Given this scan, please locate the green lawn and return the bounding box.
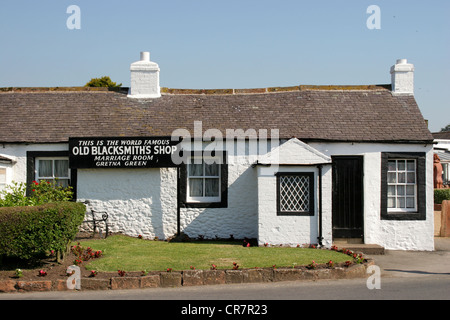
[76,235,352,272]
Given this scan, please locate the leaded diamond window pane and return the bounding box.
[279,175,310,213]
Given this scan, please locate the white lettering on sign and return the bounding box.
[154,145,178,155]
[69,137,178,168]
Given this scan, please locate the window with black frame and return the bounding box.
[276,172,315,216]
[381,152,426,220]
[179,151,228,208]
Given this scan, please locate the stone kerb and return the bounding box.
[0,259,374,293]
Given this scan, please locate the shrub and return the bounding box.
[0,182,34,207]
[30,180,73,204]
[0,202,85,260]
[0,180,73,207]
[85,76,122,88]
[434,189,450,204]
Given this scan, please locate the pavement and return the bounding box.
[367,237,450,278]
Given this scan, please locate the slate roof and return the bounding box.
[433,132,450,140]
[0,85,433,144]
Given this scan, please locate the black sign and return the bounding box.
[69,137,180,169]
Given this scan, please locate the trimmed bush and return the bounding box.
[434,189,450,204]
[0,202,85,260]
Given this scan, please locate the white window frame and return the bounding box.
[387,159,417,212]
[35,157,70,187]
[186,155,221,203]
[443,163,450,186]
[0,167,6,191]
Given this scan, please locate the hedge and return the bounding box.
[0,202,85,260]
[434,189,450,204]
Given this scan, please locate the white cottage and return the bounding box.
[0,54,435,251]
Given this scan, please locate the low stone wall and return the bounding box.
[0,259,374,293]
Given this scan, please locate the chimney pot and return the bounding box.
[140,51,150,62]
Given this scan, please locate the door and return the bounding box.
[332,156,364,239]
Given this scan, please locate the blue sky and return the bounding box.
[0,0,448,132]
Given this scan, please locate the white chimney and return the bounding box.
[390,59,414,95]
[128,51,161,99]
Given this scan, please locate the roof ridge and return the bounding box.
[0,87,127,93]
[161,84,391,95]
[0,84,392,95]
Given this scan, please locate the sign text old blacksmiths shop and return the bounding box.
[69,137,179,169]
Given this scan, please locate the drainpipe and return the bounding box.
[177,166,181,236]
[317,165,323,246]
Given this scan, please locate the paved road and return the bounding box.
[1,238,449,302]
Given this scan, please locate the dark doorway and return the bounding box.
[332,156,364,239]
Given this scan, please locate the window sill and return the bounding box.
[382,211,425,221]
[277,211,315,216]
[181,201,227,209]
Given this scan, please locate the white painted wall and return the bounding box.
[310,141,434,251]
[256,139,333,247]
[77,168,177,239]
[0,140,435,250]
[257,165,332,248]
[180,156,258,240]
[0,143,68,183]
[435,139,450,152]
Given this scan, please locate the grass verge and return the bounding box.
[77,235,352,272]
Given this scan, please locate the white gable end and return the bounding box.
[258,138,331,165]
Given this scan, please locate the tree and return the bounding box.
[441,124,450,132]
[85,76,122,88]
